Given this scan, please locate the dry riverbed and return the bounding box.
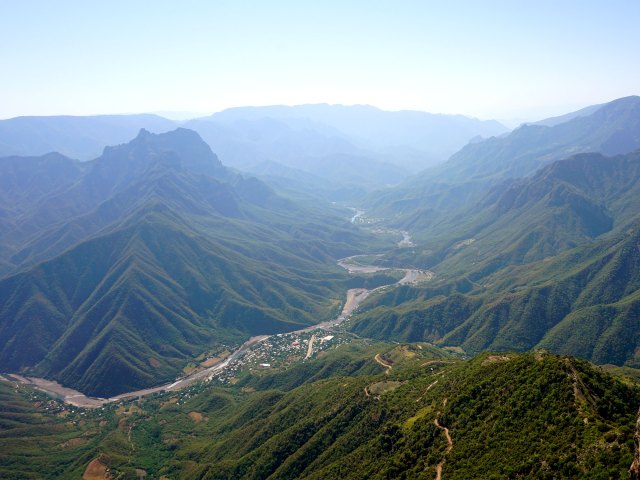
[6,253,432,408]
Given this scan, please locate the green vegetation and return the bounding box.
[370,95,640,217]
[2,97,640,478]
[351,149,640,369]
[1,348,638,479]
[352,220,640,364]
[0,129,388,397]
[0,380,116,479]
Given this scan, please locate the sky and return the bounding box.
[1,0,639,124]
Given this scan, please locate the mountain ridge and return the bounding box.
[0,128,376,396]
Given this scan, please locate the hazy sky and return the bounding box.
[1,0,639,123]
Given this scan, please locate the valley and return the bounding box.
[5,252,433,408]
[1,95,640,479]
[3,4,640,477]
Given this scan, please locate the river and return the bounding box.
[5,255,432,408]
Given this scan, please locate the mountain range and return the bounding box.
[3,95,640,478]
[0,105,508,203]
[0,128,378,396]
[370,95,640,216]
[351,149,640,368]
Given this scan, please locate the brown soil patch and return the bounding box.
[201,356,223,368]
[116,405,141,416]
[241,387,256,393]
[82,458,111,480]
[188,411,204,423]
[160,397,178,409]
[481,355,512,365]
[117,417,128,432]
[442,346,465,354]
[368,380,403,395]
[60,437,87,449]
[182,363,199,375]
[148,358,161,368]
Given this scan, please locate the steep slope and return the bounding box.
[1,209,348,397]
[530,102,604,127]
[350,218,640,367]
[0,127,248,275]
[0,129,375,396]
[0,106,507,204]
[399,150,640,279]
[442,95,640,181]
[373,95,640,215]
[183,104,507,195]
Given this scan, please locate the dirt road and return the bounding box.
[374,353,393,374]
[434,406,453,480]
[434,417,453,452]
[8,254,432,408]
[305,334,316,360]
[7,335,269,408]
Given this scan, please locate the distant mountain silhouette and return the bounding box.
[0,114,176,159]
[371,95,640,215]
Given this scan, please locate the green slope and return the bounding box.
[2,349,637,479]
[369,95,640,221]
[0,129,383,396]
[350,215,640,367]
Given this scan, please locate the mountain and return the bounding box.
[187,104,508,174]
[529,102,605,127]
[0,106,508,203]
[442,95,640,181]
[1,348,638,479]
[0,129,377,396]
[393,150,640,278]
[346,133,640,367]
[372,95,640,215]
[350,209,640,367]
[0,114,177,160]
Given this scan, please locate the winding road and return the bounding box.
[374,353,393,374]
[434,401,453,480]
[7,251,432,408]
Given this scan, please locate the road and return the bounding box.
[374,353,393,374]
[434,404,453,480]
[305,334,316,360]
[6,335,269,408]
[7,253,433,408]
